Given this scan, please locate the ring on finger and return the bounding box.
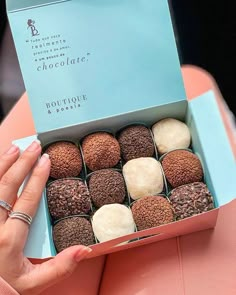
[0,200,12,212]
[9,211,33,225]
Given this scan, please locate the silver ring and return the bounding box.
[0,200,12,212]
[9,211,32,225]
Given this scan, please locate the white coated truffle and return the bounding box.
[92,204,135,243]
[123,157,164,200]
[152,118,191,154]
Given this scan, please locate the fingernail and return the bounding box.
[75,247,92,262]
[5,144,19,155]
[27,140,41,152]
[38,154,50,167]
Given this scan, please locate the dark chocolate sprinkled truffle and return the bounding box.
[169,182,214,220]
[131,196,174,231]
[89,169,125,208]
[118,125,154,161]
[45,142,82,179]
[82,132,120,171]
[162,150,203,188]
[47,179,91,220]
[53,217,94,252]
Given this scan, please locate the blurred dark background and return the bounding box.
[0,1,236,122]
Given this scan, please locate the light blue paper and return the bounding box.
[13,135,56,258]
[7,0,186,134]
[188,91,236,207]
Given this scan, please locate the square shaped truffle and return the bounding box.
[123,157,164,200]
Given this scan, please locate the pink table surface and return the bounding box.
[0,65,235,295]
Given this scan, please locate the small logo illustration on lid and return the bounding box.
[27,19,39,37]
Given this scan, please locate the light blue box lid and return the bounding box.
[7,0,186,134]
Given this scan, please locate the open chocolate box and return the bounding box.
[7,0,236,259]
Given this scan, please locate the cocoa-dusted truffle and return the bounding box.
[47,179,91,220]
[162,150,203,188]
[169,182,214,220]
[92,204,135,243]
[53,217,94,252]
[82,132,120,171]
[88,169,125,208]
[123,157,164,200]
[45,141,82,179]
[118,125,154,161]
[132,196,174,230]
[152,118,191,154]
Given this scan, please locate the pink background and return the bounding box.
[0,66,235,294]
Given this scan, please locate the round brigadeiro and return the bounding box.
[152,118,191,154]
[47,178,91,220]
[92,204,135,243]
[53,216,94,252]
[88,169,126,208]
[118,125,155,161]
[169,182,214,220]
[82,132,121,171]
[45,141,83,179]
[131,196,174,231]
[161,149,203,188]
[123,157,164,200]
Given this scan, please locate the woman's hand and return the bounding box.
[0,141,91,295]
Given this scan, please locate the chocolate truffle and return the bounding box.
[82,132,121,171]
[53,217,94,252]
[162,150,203,188]
[89,169,125,208]
[92,204,135,243]
[152,118,191,154]
[169,182,214,220]
[132,196,174,230]
[45,141,82,179]
[123,157,164,200]
[47,179,91,220]
[118,125,154,161]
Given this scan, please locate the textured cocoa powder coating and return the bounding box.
[89,169,125,208]
[162,150,203,188]
[132,196,174,230]
[53,217,94,252]
[47,179,91,220]
[45,142,82,179]
[169,182,214,220]
[118,125,154,161]
[82,132,121,171]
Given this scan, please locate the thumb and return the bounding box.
[30,245,92,293]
